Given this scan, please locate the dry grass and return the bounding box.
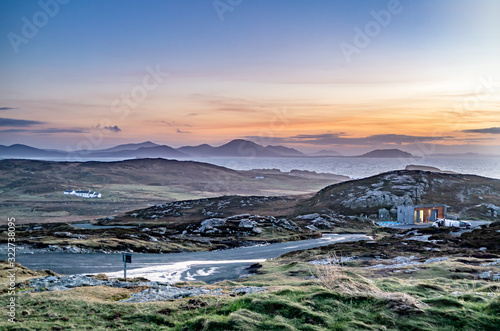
[312,252,426,314]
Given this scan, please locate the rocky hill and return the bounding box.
[303,170,500,220]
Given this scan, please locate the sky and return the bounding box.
[0,0,499,155]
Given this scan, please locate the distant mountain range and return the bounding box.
[0,140,464,160]
[0,139,304,159]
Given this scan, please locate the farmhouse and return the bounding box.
[397,204,447,224]
[64,190,101,198]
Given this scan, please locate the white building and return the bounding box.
[64,190,101,198]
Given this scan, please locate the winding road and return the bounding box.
[5,234,370,283]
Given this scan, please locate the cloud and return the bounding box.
[35,128,88,134]
[462,127,500,134]
[162,120,176,126]
[0,107,17,111]
[176,129,191,134]
[246,133,452,146]
[0,127,88,134]
[103,125,121,133]
[95,124,122,133]
[0,118,45,127]
[0,129,29,133]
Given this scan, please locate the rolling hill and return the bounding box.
[0,158,348,223]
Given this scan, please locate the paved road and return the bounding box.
[382,220,490,230]
[4,234,370,283]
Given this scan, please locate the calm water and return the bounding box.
[186,157,500,179]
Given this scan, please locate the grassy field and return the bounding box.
[1,254,498,330]
[0,159,347,224]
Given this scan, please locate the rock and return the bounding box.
[309,256,357,265]
[296,213,320,220]
[368,256,420,269]
[272,218,301,231]
[477,271,492,279]
[424,257,449,264]
[312,217,333,229]
[252,227,263,234]
[231,287,266,295]
[198,218,226,233]
[305,225,318,231]
[152,228,167,235]
[481,259,500,266]
[93,274,108,280]
[53,232,87,240]
[227,214,251,220]
[239,219,258,228]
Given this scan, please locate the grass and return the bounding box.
[1,257,499,330]
[0,159,345,224]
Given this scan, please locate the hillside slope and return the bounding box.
[0,159,347,223]
[302,170,500,220]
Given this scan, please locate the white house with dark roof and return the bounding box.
[64,190,101,198]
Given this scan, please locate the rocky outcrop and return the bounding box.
[188,214,302,236]
[25,274,267,302]
[308,170,500,220]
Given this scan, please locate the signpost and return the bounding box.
[122,253,132,279]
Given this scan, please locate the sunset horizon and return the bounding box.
[1,0,499,155]
[1,2,500,329]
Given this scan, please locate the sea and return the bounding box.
[11,156,500,179]
[185,157,500,180]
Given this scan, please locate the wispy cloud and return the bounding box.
[104,125,122,133]
[95,124,122,133]
[0,107,17,111]
[0,127,88,134]
[246,133,452,146]
[462,127,500,134]
[176,129,191,134]
[35,128,88,134]
[0,118,45,127]
[0,129,29,133]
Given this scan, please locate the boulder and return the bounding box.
[239,219,258,228]
[252,227,263,234]
[296,213,321,220]
[305,225,318,231]
[198,218,226,233]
